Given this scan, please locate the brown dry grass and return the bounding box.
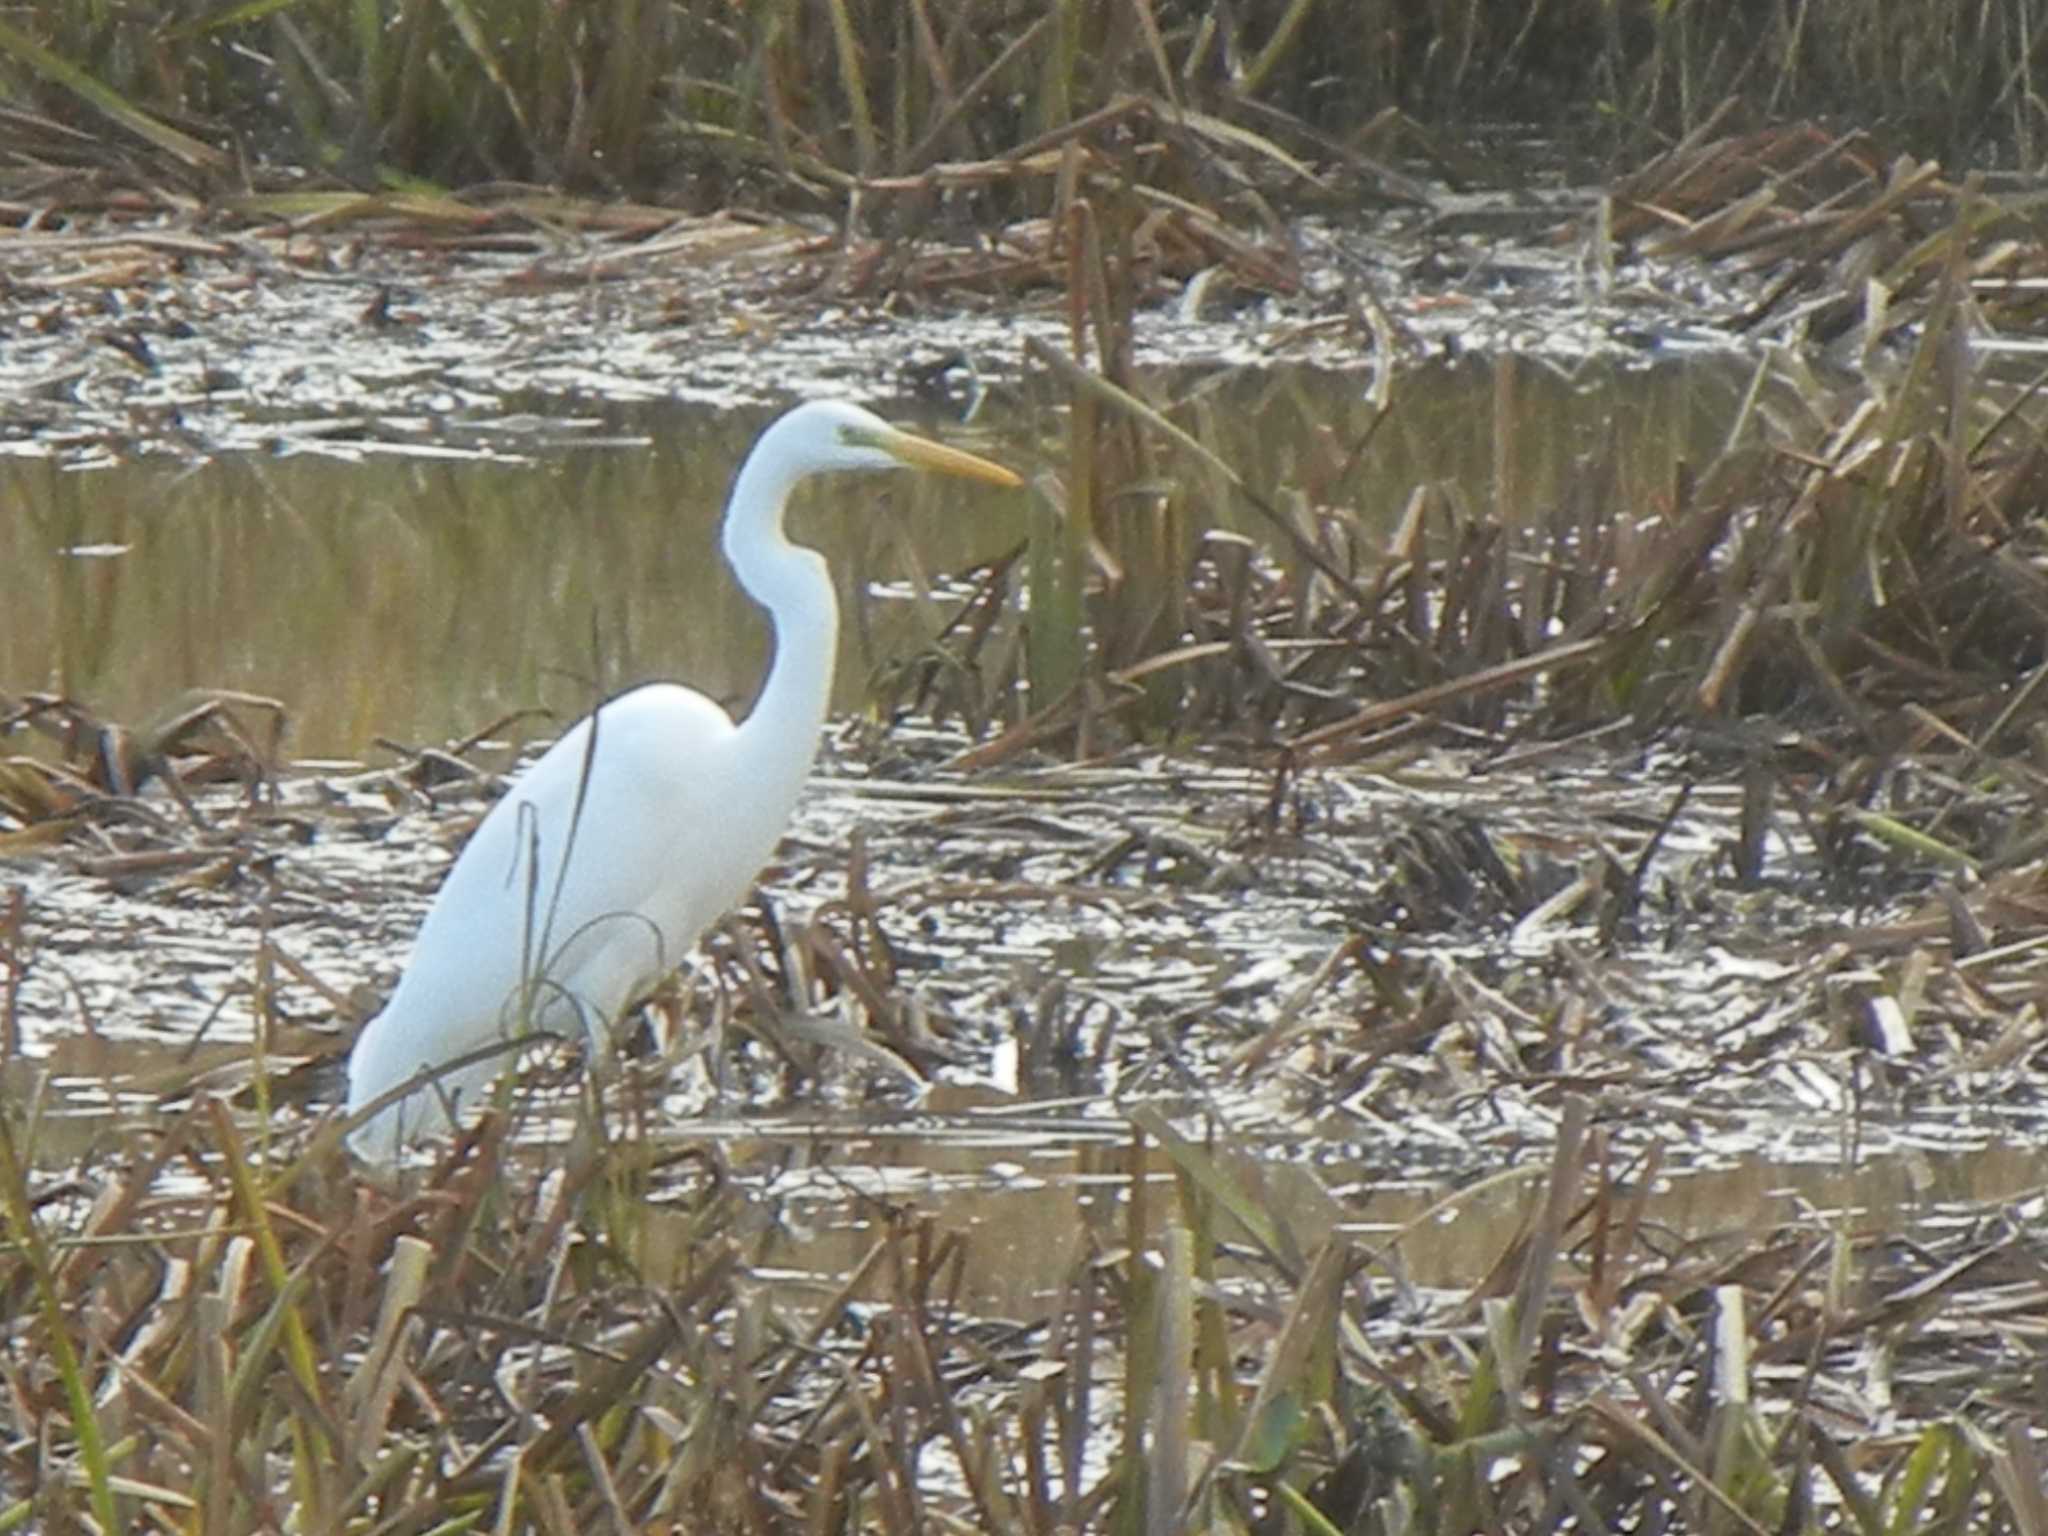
[7,85,2048,1536]
[0,0,2037,219]
[4,1079,2047,1530]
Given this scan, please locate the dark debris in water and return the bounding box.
[7,713,2048,1529]
[3,120,2042,463]
[5,708,2046,1175]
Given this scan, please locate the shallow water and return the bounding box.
[20,1036,2035,1318]
[1,355,1778,759]
[607,1110,2048,1314]
[0,407,1022,760]
[13,342,2037,1311]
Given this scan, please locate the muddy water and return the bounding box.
[15,1027,2042,1316]
[632,1117,2048,1314]
[0,408,1025,760]
[15,346,1972,1312]
[0,355,1776,759]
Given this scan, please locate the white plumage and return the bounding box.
[345,400,1020,1160]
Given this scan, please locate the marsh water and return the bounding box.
[686,1116,2048,1314]
[4,354,1790,757]
[6,346,2043,1316]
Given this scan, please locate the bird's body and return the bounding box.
[345,401,1019,1160]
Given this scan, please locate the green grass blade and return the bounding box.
[1128,1105,1301,1276]
[0,1119,120,1532]
[435,0,534,139]
[1272,1480,1347,1536]
[0,18,225,170]
[1238,0,1321,97]
[824,0,879,174]
[176,0,320,33]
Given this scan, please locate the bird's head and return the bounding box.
[765,399,1022,487]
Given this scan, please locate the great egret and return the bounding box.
[345,400,1021,1160]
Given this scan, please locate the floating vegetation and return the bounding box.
[8,636,2048,1521]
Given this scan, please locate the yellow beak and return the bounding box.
[879,428,1023,488]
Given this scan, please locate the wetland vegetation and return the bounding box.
[4,2,2048,1532]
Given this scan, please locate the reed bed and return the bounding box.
[3,1072,2046,1529]
[0,0,2037,221]
[875,129,2048,794]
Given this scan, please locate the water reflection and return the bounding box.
[1,409,1028,761]
[0,357,1786,759]
[633,1118,2048,1316]
[19,1039,2041,1315]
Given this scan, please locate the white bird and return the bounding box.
[345,400,1021,1160]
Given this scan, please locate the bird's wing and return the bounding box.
[382,683,740,1045]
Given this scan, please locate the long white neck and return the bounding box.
[721,449,839,804]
